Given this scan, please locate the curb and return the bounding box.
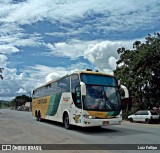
[122,120,160,127]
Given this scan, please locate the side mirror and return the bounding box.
[120,85,129,98]
[118,80,121,86]
[80,82,86,96]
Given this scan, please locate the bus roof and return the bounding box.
[75,70,113,76]
[34,70,114,91]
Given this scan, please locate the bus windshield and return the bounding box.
[81,74,121,111]
[83,85,121,111]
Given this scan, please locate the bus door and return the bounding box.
[70,85,83,124]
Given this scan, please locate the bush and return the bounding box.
[122,103,141,120]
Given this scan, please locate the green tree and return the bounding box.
[11,94,32,109]
[114,33,160,105]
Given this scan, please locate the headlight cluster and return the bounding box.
[83,115,96,119]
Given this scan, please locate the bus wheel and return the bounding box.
[38,111,42,122]
[63,113,71,129]
[35,111,38,121]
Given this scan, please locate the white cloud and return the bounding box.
[108,56,117,69]
[44,38,144,73]
[0,45,19,54]
[0,0,96,24]
[45,72,60,83]
[25,65,69,84]
[0,0,159,57]
[45,40,92,59]
[0,69,27,99]
[84,41,123,71]
[84,39,143,72]
[0,23,23,35]
[0,27,42,55]
[0,31,41,47]
[0,65,42,100]
[16,88,27,94]
[0,55,37,100]
[0,0,159,30]
[0,54,8,67]
[25,62,92,85]
[45,39,134,72]
[0,0,49,25]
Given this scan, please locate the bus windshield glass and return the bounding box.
[81,74,121,111]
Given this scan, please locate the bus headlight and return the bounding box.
[83,115,96,119]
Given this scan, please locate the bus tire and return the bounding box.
[63,113,71,129]
[38,111,43,122]
[35,110,38,121]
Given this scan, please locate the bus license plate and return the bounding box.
[103,121,109,125]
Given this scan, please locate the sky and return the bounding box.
[0,0,160,100]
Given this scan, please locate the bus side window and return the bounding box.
[71,74,79,93]
[58,76,70,93]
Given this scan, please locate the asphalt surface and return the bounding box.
[0,109,160,153]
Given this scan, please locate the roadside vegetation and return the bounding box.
[114,33,160,119]
[10,95,32,109]
[0,95,31,110]
[0,101,11,109]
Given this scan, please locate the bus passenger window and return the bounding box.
[71,74,80,93]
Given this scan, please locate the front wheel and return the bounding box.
[129,118,133,122]
[145,118,150,124]
[63,113,71,129]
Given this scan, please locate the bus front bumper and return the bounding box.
[82,117,122,127]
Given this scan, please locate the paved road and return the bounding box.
[0,109,160,153]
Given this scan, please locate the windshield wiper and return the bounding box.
[105,98,115,110]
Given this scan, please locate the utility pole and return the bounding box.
[0,68,4,80]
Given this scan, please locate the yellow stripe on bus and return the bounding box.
[87,111,115,119]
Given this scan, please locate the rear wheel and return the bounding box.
[37,111,43,122]
[35,111,39,121]
[63,113,71,129]
[129,118,133,122]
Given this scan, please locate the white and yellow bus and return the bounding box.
[32,70,128,129]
